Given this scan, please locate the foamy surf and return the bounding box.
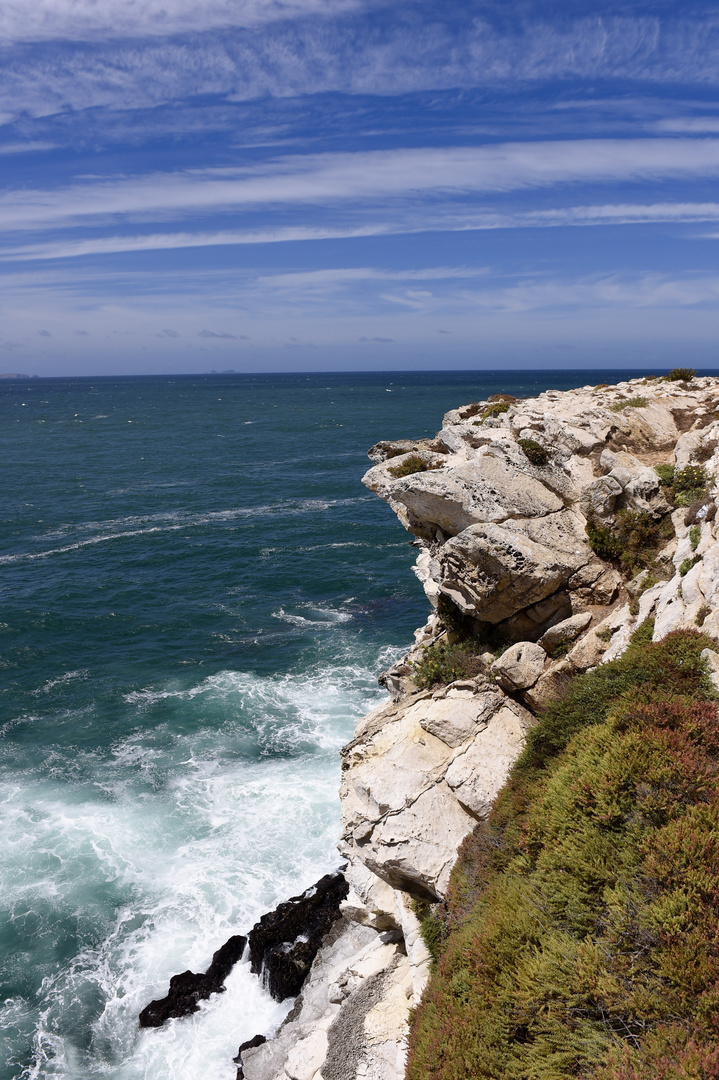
[2,661,390,1080]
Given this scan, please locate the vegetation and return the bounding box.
[411,899,446,971]
[545,636,571,659]
[608,395,648,412]
[690,524,701,551]
[673,465,711,507]
[679,554,702,577]
[387,453,440,478]
[480,401,511,423]
[655,463,675,487]
[411,639,485,688]
[407,627,719,1080]
[517,438,548,466]
[665,367,696,382]
[585,510,673,576]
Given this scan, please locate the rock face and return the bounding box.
[247,872,349,1001]
[242,374,719,1080]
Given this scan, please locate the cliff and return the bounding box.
[241,372,719,1080]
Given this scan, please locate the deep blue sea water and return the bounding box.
[0,370,646,1080]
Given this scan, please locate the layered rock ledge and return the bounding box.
[242,374,719,1080]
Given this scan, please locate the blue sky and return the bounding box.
[1,0,719,374]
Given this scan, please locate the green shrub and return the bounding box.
[407,629,719,1080]
[586,510,673,576]
[672,464,710,507]
[665,367,696,381]
[388,453,439,478]
[608,395,648,412]
[655,463,675,487]
[696,604,711,627]
[679,554,701,576]
[517,438,548,465]
[411,899,446,971]
[412,639,484,688]
[585,519,621,561]
[480,401,511,422]
[689,524,701,551]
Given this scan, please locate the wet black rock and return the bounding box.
[248,870,348,1001]
[138,934,247,1027]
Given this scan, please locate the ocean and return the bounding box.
[0,370,641,1080]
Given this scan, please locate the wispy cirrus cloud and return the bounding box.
[5,200,719,264]
[0,0,368,42]
[3,140,719,240]
[2,11,719,124]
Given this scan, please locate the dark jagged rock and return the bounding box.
[248,871,348,1001]
[138,934,247,1028]
[234,1034,267,1078]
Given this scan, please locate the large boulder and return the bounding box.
[363,453,563,540]
[438,510,590,623]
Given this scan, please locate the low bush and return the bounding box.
[586,510,673,576]
[673,464,711,507]
[665,367,696,381]
[655,463,675,487]
[608,395,648,412]
[517,438,548,465]
[411,639,485,688]
[679,554,702,576]
[689,524,701,551]
[480,401,511,422]
[387,453,440,478]
[407,628,719,1080]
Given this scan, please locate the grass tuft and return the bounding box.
[517,438,548,465]
[387,453,441,478]
[608,395,648,412]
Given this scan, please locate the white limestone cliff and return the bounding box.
[241,374,719,1080]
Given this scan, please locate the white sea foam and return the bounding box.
[4,659,389,1080]
[0,498,371,564]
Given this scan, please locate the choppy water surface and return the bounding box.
[1,370,626,1079]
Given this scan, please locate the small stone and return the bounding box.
[538,612,592,651]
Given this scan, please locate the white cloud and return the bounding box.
[5,199,719,263]
[3,140,719,236]
[0,141,57,154]
[2,13,719,125]
[0,0,366,42]
[654,118,719,133]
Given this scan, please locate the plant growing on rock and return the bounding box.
[387,454,441,478]
[411,640,484,688]
[665,367,696,381]
[407,627,719,1080]
[517,438,548,465]
[586,510,673,576]
[689,524,701,551]
[679,554,702,576]
[672,464,711,507]
[479,401,511,423]
[608,395,648,412]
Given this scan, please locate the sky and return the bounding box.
[1,0,719,375]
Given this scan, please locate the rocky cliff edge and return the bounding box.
[242,373,719,1080]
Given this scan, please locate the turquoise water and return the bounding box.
[1,370,631,1079]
